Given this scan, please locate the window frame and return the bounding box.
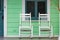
[22,0,50,21]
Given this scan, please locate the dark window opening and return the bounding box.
[25,1,35,17]
[0,0,4,36]
[25,0,47,20]
[38,1,47,14]
[37,1,47,17]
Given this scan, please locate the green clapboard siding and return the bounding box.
[31,0,59,36]
[7,0,59,36]
[50,0,59,35]
[7,0,22,35]
[32,21,39,35]
[7,23,19,28]
[7,28,19,35]
[59,12,60,35]
[50,0,58,9]
[21,21,30,26]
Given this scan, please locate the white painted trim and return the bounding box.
[4,0,7,37]
[22,0,25,21]
[59,36,60,40]
[59,12,60,40]
[51,25,53,37]
[31,26,33,37]
[39,13,40,37]
[22,0,25,13]
[6,35,19,37]
[47,0,50,21]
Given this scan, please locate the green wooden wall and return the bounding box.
[7,0,59,36]
[31,0,59,36]
[59,11,60,35]
[59,0,60,35]
[7,0,22,35]
[50,0,59,35]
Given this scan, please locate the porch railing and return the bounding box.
[19,13,32,37]
[19,13,53,37]
[39,13,53,37]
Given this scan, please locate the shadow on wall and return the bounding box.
[0,0,4,36]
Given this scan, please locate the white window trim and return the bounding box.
[22,0,50,21]
[47,0,50,21]
[22,0,25,21]
[4,0,7,37]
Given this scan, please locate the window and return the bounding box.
[25,0,47,20]
[22,0,50,21]
[38,1,47,14]
[25,1,35,17]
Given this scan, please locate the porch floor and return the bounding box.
[0,37,58,40]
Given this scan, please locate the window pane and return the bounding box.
[25,1,35,17]
[38,1,47,14]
